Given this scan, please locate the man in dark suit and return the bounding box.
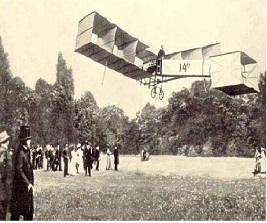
[58,144,63,171]
[157,44,165,59]
[35,146,42,170]
[94,146,100,171]
[63,144,69,177]
[45,146,51,171]
[50,144,56,171]
[156,44,166,74]
[95,146,100,171]
[54,145,61,171]
[82,142,92,176]
[10,125,34,220]
[114,146,119,171]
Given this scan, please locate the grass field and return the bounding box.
[31,155,265,220]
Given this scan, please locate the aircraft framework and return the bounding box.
[75,11,259,100]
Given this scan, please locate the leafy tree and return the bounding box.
[102,105,130,153]
[123,119,141,154]
[75,91,99,144]
[136,103,159,154]
[0,36,12,131]
[56,52,74,101]
[51,52,75,145]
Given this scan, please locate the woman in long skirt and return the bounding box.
[106,148,111,170]
[74,144,83,174]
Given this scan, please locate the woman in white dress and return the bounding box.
[106,147,112,170]
[254,147,266,174]
[73,144,83,174]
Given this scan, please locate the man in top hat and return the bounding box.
[63,143,69,177]
[0,130,13,220]
[81,142,92,176]
[114,146,119,171]
[10,125,34,220]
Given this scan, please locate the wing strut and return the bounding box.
[101,59,108,84]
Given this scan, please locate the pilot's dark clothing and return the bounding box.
[157,49,165,59]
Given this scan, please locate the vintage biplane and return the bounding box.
[75,11,259,99]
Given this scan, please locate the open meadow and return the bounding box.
[31,155,266,220]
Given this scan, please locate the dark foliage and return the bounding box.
[0,36,265,156]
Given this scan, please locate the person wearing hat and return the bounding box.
[10,126,34,220]
[63,143,69,177]
[106,144,112,170]
[73,143,83,174]
[81,142,92,177]
[0,130,13,220]
[114,146,119,171]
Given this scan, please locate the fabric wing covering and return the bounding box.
[164,43,221,60]
[75,11,156,80]
[75,12,259,96]
[161,43,222,76]
[209,51,259,95]
[75,12,221,80]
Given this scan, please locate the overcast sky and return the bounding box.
[0,0,266,119]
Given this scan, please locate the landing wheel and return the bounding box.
[159,89,164,100]
[151,87,156,98]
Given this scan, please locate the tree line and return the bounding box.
[0,36,265,156]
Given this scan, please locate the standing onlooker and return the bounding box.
[114,146,119,171]
[0,131,13,220]
[261,147,266,173]
[50,145,56,171]
[143,149,147,161]
[63,144,69,178]
[44,145,51,171]
[73,144,83,174]
[35,146,42,170]
[39,145,44,169]
[68,145,73,164]
[92,146,96,168]
[10,125,34,220]
[254,146,266,175]
[106,145,111,170]
[54,145,61,171]
[82,142,92,176]
[95,146,100,171]
[58,145,63,171]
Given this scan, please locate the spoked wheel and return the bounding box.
[159,89,164,100]
[151,87,156,98]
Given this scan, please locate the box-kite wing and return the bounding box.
[75,11,156,80]
[210,51,259,95]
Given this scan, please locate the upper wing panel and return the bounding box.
[164,43,221,60]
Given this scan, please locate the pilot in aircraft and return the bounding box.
[155,44,166,73]
[157,44,165,59]
[147,45,166,74]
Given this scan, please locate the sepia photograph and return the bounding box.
[0,0,266,221]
